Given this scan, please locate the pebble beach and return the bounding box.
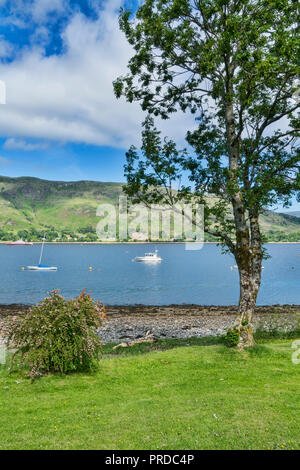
[0,304,299,345]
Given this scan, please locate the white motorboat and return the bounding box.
[135,249,162,262]
[27,236,57,271]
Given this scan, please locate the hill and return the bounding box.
[279,211,300,218]
[0,176,123,241]
[0,175,300,242]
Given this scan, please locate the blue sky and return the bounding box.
[0,0,192,182]
[0,0,298,211]
[0,0,146,182]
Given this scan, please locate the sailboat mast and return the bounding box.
[38,236,45,265]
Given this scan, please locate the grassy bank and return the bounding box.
[0,338,299,450]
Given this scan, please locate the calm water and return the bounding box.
[0,243,299,305]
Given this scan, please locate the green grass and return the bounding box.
[0,338,299,450]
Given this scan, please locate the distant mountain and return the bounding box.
[0,175,299,242]
[279,211,300,218]
[0,176,123,241]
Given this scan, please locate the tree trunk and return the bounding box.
[236,268,256,349]
[223,79,262,349]
[235,213,263,349]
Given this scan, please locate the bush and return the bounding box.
[224,328,240,347]
[4,290,106,380]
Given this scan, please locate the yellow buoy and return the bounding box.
[89,267,93,271]
[230,266,233,271]
[21,267,25,271]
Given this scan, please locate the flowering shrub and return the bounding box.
[5,290,106,380]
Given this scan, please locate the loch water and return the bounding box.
[0,243,299,305]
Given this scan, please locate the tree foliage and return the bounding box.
[114,0,300,346]
[114,0,299,241]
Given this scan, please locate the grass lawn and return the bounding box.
[0,338,299,450]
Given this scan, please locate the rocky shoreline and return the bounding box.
[0,304,299,344]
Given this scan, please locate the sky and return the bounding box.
[0,0,194,181]
[0,0,298,212]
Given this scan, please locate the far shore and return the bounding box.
[0,241,300,245]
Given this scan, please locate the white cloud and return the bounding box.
[3,138,49,151]
[0,1,195,150]
[0,0,69,26]
[30,0,67,23]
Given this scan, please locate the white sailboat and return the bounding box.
[27,237,57,271]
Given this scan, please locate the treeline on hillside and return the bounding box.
[0,227,299,242]
[0,227,98,242]
[264,231,300,242]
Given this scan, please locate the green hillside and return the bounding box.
[0,176,123,242]
[0,175,299,242]
[280,211,300,218]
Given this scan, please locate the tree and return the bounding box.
[114,0,300,348]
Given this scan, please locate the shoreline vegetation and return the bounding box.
[1,304,300,310]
